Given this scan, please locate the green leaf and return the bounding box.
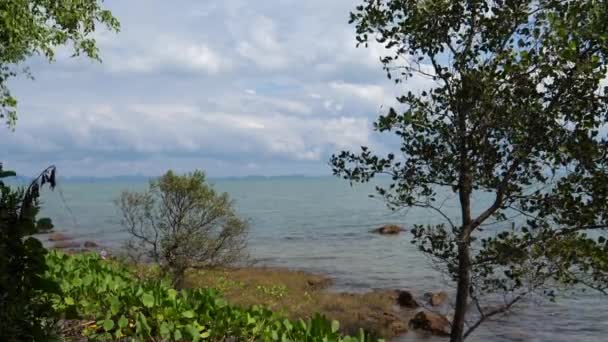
[160,322,171,340]
[182,310,195,318]
[136,312,151,336]
[64,296,75,305]
[283,319,293,331]
[185,324,201,342]
[110,296,121,315]
[174,328,183,341]
[141,293,154,308]
[103,319,115,331]
[117,316,128,329]
[168,288,177,300]
[331,320,340,333]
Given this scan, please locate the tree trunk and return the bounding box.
[452,156,472,342]
[450,238,471,342]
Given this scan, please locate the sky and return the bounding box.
[1,0,433,177]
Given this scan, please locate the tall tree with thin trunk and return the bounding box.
[332,1,608,341]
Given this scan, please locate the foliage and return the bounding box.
[0,0,120,127]
[0,164,60,341]
[333,1,608,341]
[36,217,54,231]
[45,251,378,342]
[117,170,249,288]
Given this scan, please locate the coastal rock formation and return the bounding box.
[83,241,99,248]
[409,310,450,336]
[371,224,405,235]
[396,290,419,308]
[48,233,72,241]
[51,241,81,249]
[424,291,448,306]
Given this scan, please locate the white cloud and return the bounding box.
[237,16,289,70]
[329,81,390,106]
[107,36,229,74]
[5,0,405,176]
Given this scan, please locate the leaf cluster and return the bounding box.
[0,0,120,127]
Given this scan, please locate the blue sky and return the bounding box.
[2,0,432,177]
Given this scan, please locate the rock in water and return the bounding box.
[396,290,419,308]
[409,310,451,336]
[372,224,404,235]
[83,241,99,248]
[424,291,449,306]
[48,233,72,241]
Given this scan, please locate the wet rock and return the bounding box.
[371,225,405,235]
[396,290,419,308]
[424,291,448,306]
[52,241,81,249]
[48,233,72,241]
[409,310,450,336]
[389,320,408,334]
[83,241,99,248]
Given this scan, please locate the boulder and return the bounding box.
[388,320,408,335]
[372,225,405,235]
[51,241,81,249]
[48,233,72,241]
[424,291,449,306]
[409,310,450,336]
[396,290,419,308]
[83,241,99,248]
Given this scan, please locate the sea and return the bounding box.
[32,176,607,342]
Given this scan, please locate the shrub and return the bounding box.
[117,170,248,287]
[0,164,60,341]
[45,251,377,342]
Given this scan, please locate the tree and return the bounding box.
[117,170,249,288]
[0,0,120,127]
[0,164,60,341]
[332,1,608,341]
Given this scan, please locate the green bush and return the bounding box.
[0,165,60,341]
[117,170,249,288]
[45,251,380,342]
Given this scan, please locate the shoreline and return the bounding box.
[183,266,417,339]
[41,231,450,339]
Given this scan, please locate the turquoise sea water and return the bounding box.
[37,176,607,341]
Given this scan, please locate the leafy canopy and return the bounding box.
[333,0,608,340]
[0,0,120,127]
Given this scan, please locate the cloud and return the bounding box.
[4,0,411,177]
[237,16,289,70]
[329,81,389,106]
[106,36,229,74]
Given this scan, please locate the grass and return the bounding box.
[179,267,416,339]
